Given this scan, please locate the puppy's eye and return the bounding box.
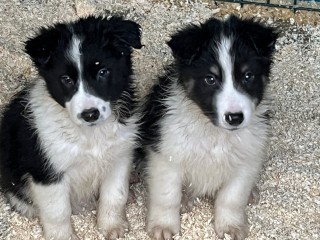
[60,75,74,87]
[97,68,110,81]
[204,75,218,86]
[243,72,255,83]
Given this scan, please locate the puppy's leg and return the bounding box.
[214,167,259,240]
[97,158,131,240]
[31,181,78,240]
[147,152,182,240]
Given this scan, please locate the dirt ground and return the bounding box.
[0,0,319,239]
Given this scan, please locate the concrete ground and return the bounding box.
[0,0,319,239]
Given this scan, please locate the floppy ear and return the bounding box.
[167,24,206,62]
[25,27,62,67]
[167,18,220,63]
[232,16,279,57]
[107,17,142,50]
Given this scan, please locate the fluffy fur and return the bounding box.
[136,15,279,240]
[0,16,142,240]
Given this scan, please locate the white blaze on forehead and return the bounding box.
[217,36,234,86]
[215,36,254,128]
[217,37,236,107]
[67,37,82,80]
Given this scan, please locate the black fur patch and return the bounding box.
[0,90,63,199]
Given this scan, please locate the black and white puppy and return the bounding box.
[137,15,278,240]
[0,16,141,240]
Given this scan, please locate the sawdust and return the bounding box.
[0,0,319,240]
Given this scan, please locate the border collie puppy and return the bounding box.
[0,16,141,240]
[137,15,278,240]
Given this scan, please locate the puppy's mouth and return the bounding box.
[219,122,246,131]
[220,126,241,131]
[229,127,240,131]
[81,119,106,127]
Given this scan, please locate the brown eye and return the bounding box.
[204,75,218,86]
[97,68,110,81]
[243,72,255,83]
[60,75,74,87]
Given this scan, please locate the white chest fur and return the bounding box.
[158,85,269,196]
[28,80,138,209]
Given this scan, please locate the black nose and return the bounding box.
[80,108,100,123]
[224,112,244,126]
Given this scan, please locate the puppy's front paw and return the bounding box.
[214,220,248,240]
[98,218,129,240]
[105,225,129,240]
[146,209,180,240]
[45,232,79,240]
[148,226,176,240]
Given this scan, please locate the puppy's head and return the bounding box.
[168,15,279,130]
[25,16,142,126]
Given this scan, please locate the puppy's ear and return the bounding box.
[167,24,206,62]
[167,18,220,63]
[231,15,279,57]
[25,26,62,67]
[107,17,142,50]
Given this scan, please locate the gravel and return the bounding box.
[0,0,319,239]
